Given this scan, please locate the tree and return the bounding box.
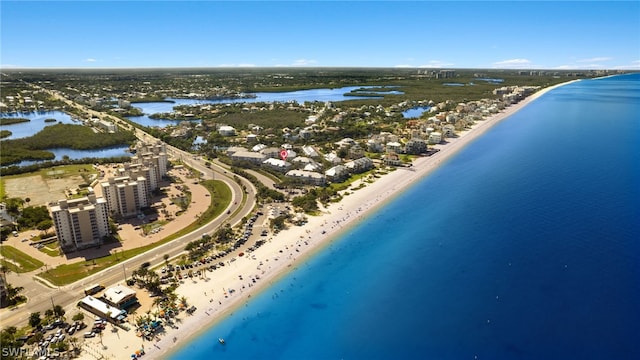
[72,312,84,322]
[163,254,170,266]
[29,312,41,328]
[53,304,65,318]
[24,197,30,206]
[37,219,53,235]
[4,198,23,217]
[1,283,25,307]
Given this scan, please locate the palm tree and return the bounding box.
[179,296,188,308]
[152,297,164,312]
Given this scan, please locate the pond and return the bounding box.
[402,106,431,119]
[0,110,79,140]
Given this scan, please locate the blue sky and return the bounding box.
[1,1,639,69]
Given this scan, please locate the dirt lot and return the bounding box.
[3,173,86,206]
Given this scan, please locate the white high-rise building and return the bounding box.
[50,194,109,252]
[101,176,149,218]
[132,140,168,185]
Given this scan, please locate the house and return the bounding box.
[251,144,267,153]
[428,132,442,144]
[285,170,327,186]
[324,152,342,165]
[102,285,138,309]
[260,147,281,159]
[348,144,365,159]
[218,125,236,136]
[226,146,248,156]
[325,165,349,183]
[442,124,456,138]
[345,157,374,174]
[302,145,320,158]
[386,141,403,154]
[97,119,117,133]
[334,138,356,149]
[262,158,292,173]
[367,139,384,153]
[382,153,402,166]
[405,139,428,155]
[230,151,267,165]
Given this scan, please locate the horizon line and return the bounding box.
[2,66,637,72]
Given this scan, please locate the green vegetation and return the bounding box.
[16,205,52,231]
[0,118,30,125]
[1,123,137,166]
[0,155,129,177]
[0,245,45,273]
[0,280,26,308]
[0,130,12,139]
[231,167,285,202]
[39,244,61,257]
[39,179,232,285]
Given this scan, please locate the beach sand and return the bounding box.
[93,81,576,360]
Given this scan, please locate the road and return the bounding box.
[0,88,257,329]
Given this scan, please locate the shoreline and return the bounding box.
[97,79,579,360]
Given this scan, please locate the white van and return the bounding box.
[84,332,95,338]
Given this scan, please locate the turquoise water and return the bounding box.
[170,74,640,359]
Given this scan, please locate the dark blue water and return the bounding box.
[170,74,640,359]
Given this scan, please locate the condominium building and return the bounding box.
[117,163,157,194]
[131,140,168,184]
[101,176,149,218]
[50,194,110,252]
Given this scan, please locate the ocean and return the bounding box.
[169,74,640,360]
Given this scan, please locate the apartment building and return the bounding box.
[101,176,149,218]
[50,194,110,252]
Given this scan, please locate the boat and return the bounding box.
[218,338,225,345]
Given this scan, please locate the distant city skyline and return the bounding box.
[1,1,639,70]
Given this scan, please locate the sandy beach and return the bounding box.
[91,80,577,360]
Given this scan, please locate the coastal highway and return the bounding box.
[0,90,257,329]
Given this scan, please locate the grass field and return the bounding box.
[0,245,45,273]
[39,244,62,257]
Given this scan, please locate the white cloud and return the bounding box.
[577,57,612,63]
[493,58,532,68]
[393,64,414,68]
[216,64,257,67]
[418,60,454,68]
[613,60,640,69]
[84,58,98,63]
[292,59,317,66]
